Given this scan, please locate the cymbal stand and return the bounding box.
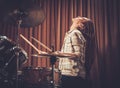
[15,18,22,88]
[49,46,57,88]
[12,9,28,88]
[15,14,22,88]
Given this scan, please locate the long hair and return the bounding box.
[80,18,95,79]
[72,16,96,79]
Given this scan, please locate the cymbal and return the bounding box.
[2,7,45,27]
[32,52,76,58]
[0,0,45,27]
[22,7,45,27]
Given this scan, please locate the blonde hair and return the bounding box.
[72,16,91,29]
[71,16,94,39]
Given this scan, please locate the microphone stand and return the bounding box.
[15,17,22,88]
[14,10,26,88]
[12,9,27,88]
[49,46,57,88]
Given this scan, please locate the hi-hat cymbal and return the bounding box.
[31,52,76,58]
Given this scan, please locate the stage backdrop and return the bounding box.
[0,0,119,88]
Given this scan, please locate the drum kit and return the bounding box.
[20,34,76,88]
[0,35,75,88]
[0,32,75,88]
[0,1,75,88]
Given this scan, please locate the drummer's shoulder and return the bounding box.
[69,29,82,36]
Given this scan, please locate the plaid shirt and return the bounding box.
[59,29,86,79]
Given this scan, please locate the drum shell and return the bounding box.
[22,67,50,85]
[22,67,61,87]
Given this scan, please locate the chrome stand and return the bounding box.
[49,46,57,88]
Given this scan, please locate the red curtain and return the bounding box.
[0,0,120,88]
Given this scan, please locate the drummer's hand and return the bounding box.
[53,51,61,54]
[38,51,48,54]
[69,54,78,60]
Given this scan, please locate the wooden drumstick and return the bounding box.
[31,36,52,52]
[20,34,42,54]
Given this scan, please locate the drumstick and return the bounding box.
[31,36,52,52]
[20,34,42,54]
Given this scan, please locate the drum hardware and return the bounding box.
[21,37,58,88]
[0,36,28,88]
[31,51,75,88]
[0,1,45,88]
[0,36,12,42]
[20,34,75,88]
[3,6,44,88]
[14,16,24,88]
[22,66,61,88]
[0,54,16,77]
[0,68,8,77]
[22,67,50,84]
